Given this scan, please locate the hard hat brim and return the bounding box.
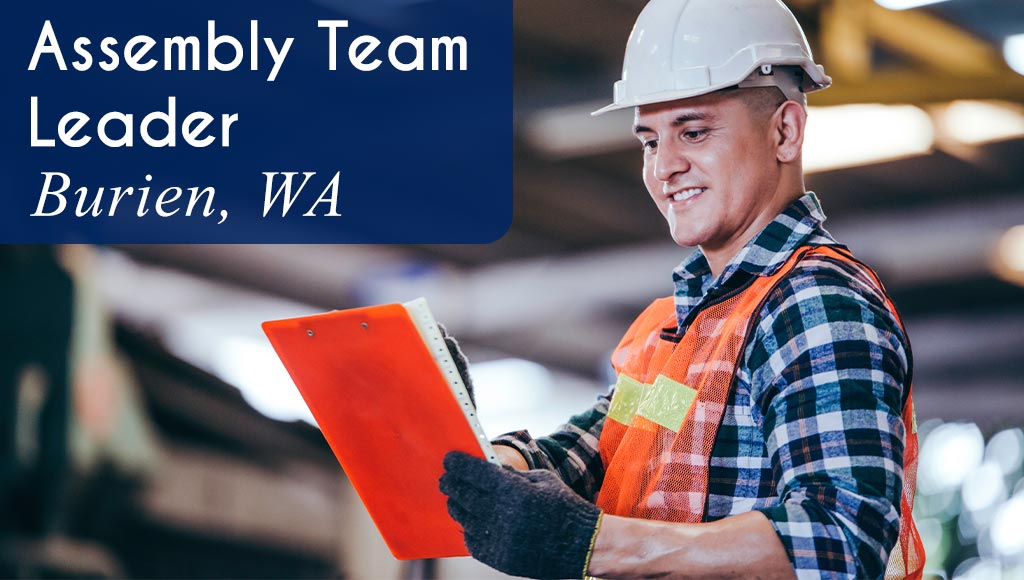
[591,62,831,117]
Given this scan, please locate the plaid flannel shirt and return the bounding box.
[493,193,911,579]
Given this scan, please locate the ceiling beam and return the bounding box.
[512,0,832,89]
[513,0,642,66]
[809,71,1024,105]
[867,1,1005,77]
[115,244,409,310]
[821,0,873,83]
[513,157,659,245]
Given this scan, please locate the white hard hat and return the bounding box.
[592,0,832,116]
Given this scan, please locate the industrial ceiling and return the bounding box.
[115,0,1024,426]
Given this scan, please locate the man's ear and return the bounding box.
[773,101,806,164]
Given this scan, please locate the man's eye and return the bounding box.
[682,129,710,141]
[642,140,658,151]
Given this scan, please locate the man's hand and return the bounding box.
[438,322,474,406]
[439,451,602,579]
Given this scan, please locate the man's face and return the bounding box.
[634,91,782,255]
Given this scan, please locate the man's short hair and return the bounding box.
[726,86,790,124]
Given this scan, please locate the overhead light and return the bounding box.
[986,428,1024,476]
[804,104,934,172]
[528,101,937,171]
[961,461,1007,518]
[874,0,952,10]
[470,358,552,415]
[992,225,1024,287]
[214,336,317,426]
[523,102,634,159]
[1005,34,1024,76]
[935,100,1024,145]
[953,558,1004,580]
[991,495,1024,557]
[470,358,554,436]
[918,422,984,494]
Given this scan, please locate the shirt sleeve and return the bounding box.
[490,393,609,502]
[747,257,909,579]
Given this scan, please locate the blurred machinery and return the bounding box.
[1,247,73,560]
[0,247,346,578]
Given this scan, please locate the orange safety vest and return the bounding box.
[597,245,924,579]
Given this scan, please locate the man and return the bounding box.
[439,1,924,578]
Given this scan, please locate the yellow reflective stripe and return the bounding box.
[607,374,647,425]
[910,400,918,434]
[636,374,697,433]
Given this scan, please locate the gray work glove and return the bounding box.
[438,322,475,406]
[439,451,602,579]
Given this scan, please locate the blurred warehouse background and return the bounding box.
[3,0,1024,578]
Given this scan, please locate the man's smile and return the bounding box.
[667,187,707,203]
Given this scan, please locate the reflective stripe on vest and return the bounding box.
[597,245,924,579]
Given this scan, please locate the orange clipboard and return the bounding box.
[261,298,498,560]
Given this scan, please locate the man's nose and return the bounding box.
[653,142,690,183]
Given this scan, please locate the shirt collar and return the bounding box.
[671,192,834,323]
